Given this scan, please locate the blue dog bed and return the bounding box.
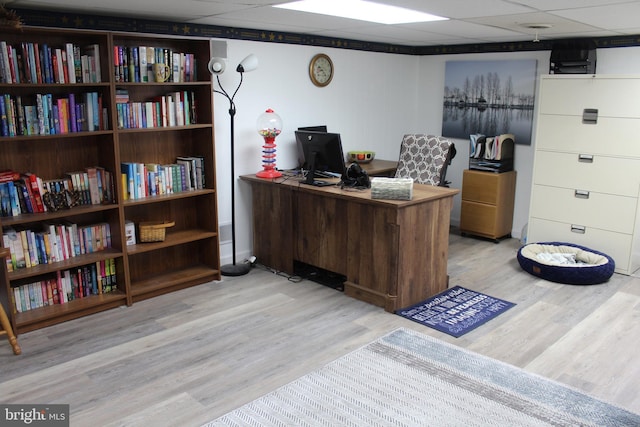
[517,242,615,285]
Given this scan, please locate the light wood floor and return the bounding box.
[1,229,639,426]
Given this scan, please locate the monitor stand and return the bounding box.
[302,151,336,187]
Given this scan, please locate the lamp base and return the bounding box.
[221,262,251,277]
[256,169,282,179]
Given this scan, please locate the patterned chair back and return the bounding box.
[394,134,455,186]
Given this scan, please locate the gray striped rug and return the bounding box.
[203,328,640,426]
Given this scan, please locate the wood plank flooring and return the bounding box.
[1,229,639,426]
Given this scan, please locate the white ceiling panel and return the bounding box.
[467,12,610,34]
[550,3,640,30]
[404,19,526,40]
[508,0,637,11]
[396,0,535,19]
[7,0,245,20]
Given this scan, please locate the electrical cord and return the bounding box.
[254,262,304,283]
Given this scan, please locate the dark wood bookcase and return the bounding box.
[0,27,220,333]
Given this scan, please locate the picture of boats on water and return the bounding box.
[442,59,537,145]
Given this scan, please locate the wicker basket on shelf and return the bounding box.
[139,221,175,242]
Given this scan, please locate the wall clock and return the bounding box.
[309,53,334,87]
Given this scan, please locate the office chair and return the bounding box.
[394,134,456,187]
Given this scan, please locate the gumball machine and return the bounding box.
[256,108,283,178]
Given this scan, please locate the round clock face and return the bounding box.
[310,54,333,87]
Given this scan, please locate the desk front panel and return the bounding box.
[294,192,349,275]
[242,175,458,311]
[247,180,295,274]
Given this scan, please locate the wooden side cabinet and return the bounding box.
[460,169,516,242]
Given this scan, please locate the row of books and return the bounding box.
[12,259,118,313]
[3,221,112,272]
[0,167,115,217]
[121,156,205,200]
[115,90,197,129]
[0,92,107,138]
[114,45,197,83]
[0,40,101,84]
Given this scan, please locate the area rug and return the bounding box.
[203,328,640,427]
[396,285,515,337]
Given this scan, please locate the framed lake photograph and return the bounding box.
[442,59,537,145]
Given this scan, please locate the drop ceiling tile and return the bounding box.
[467,11,604,34]
[550,3,640,30]
[508,0,633,11]
[395,0,535,19]
[13,0,240,20]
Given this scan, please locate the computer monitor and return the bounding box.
[298,125,328,132]
[295,130,346,187]
[297,126,328,167]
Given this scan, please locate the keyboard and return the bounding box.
[314,170,342,178]
[305,179,336,187]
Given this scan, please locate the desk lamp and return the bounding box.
[208,53,258,276]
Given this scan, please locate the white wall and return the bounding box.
[215,39,640,265]
[213,40,420,264]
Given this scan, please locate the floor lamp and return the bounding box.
[208,53,258,276]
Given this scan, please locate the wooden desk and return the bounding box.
[241,175,459,312]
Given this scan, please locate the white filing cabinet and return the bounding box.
[528,75,640,275]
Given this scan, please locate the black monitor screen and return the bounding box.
[295,130,346,186]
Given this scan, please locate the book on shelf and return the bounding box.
[65,42,76,84]
[111,45,196,83]
[176,156,204,190]
[2,220,112,270]
[0,40,101,84]
[21,172,45,213]
[138,46,148,82]
[0,91,106,137]
[120,158,203,199]
[12,178,34,214]
[85,167,102,205]
[0,169,20,183]
[0,41,12,83]
[10,258,118,313]
[3,227,26,270]
[0,167,115,217]
[115,91,196,130]
[84,43,102,83]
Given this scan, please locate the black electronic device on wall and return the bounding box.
[550,39,597,74]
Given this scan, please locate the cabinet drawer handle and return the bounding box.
[574,190,590,199]
[578,154,594,163]
[571,225,586,234]
[582,108,598,124]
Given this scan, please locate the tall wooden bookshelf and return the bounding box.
[0,27,221,334]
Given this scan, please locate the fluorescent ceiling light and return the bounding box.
[274,0,448,25]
